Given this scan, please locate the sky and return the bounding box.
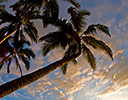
[1,0,128,100]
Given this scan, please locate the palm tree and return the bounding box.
[0,4,37,73]
[0,5,36,79]
[39,6,113,73]
[0,28,35,76]
[0,6,113,98]
[10,0,80,11]
[0,6,39,44]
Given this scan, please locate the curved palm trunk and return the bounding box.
[0,51,81,98]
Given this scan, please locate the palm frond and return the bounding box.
[68,7,79,31]
[61,58,77,75]
[72,59,77,65]
[22,9,40,21]
[68,7,90,32]
[41,17,75,38]
[78,9,90,28]
[19,48,35,60]
[50,0,59,19]
[63,0,80,8]
[0,8,15,25]
[14,55,23,76]
[82,36,113,60]
[40,31,73,56]
[40,30,73,46]
[63,43,79,58]
[10,0,44,11]
[22,40,31,46]
[84,24,111,36]
[78,9,90,18]
[43,18,65,28]
[82,44,96,70]
[96,24,111,37]
[7,57,12,73]
[43,0,59,28]
[42,40,59,56]
[0,54,11,66]
[26,49,35,59]
[84,24,97,35]
[19,29,31,46]
[39,32,59,42]
[19,55,30,71]
[10,0,25,11]
[61,63,68,74]
[13,29,31,48]
[24,23,38,43]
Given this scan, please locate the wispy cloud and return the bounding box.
[1,0,128,100]
[99,57,128,95]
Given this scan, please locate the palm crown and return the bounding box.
[0,7,37,75]
[0,5,39,44]
[10,0,80,11]
[0,35,35,76]
[39,6,113,74]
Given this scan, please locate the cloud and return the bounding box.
[113,49,125,57]
[47,48,64,62]
[61,98,68,100]
[99,85,128,100]
[31,55,43,67]
[10,92,30,99]
[2,0,128,100]
[99,57,128,95]
[25,75,67,99]
[55,91,65,98]
[24,53,95,99]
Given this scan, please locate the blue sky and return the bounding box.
[1,0,128,100]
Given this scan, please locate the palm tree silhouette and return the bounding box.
[39,6,113,74]
[0,0,113,98]
[10,0,80,11]
[0,6,37,75]
[0,6,113,98]
[0,28,35,76]
[0,6,39,44]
